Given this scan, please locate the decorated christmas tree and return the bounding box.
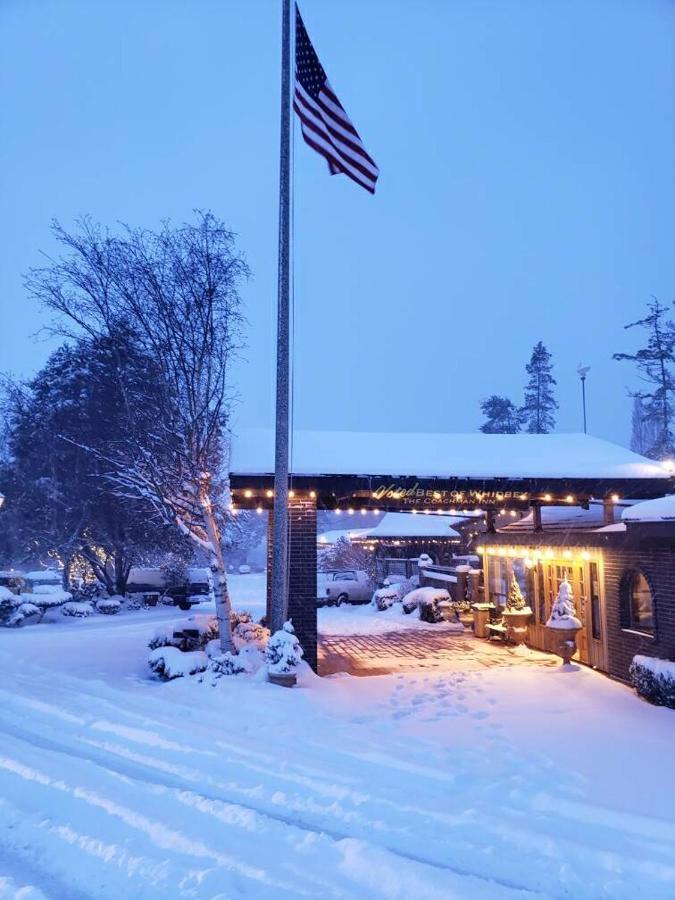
[506,575,527,611]
[546,577,582,629]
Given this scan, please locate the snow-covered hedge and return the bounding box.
[148,647,208,680]
[0,588,41,627]
[630,655,675,709]
[372,586,400,611]
[62,601,94,618]
[402,587,451,623]
[210,651,247,678]
[233,619,269,649]
[97,597,122,615]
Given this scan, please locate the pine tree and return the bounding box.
[506,575,526,611]
[521,342,558,434]
[614,299,675,460]
[479,396,523,433]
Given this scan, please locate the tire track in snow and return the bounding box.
[0,711,548,899]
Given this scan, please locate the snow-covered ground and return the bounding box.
[0,574,674,898]
[318,602,464,636]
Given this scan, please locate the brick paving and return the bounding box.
[318,628,557,676]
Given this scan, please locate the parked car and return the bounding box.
[317,570,371,606]
[238,564,251,575]
[127,567,213,611]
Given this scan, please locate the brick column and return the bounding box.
[265,496,318,671]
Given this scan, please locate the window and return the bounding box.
[621,569,655,634]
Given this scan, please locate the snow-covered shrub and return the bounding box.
[230,609,253,628]
[8,602,41,627]
[630,655,675,709]
[419,597,445,623]
[148,647,208,680]
[148,627,175,651]
[417,553,434,569]
[266,620,303,676]
[125,595,143,611]
[62,601,94,618]
[210,651,247,678]
[97,597,122,615]
[402,587,450,617]
[0,588,41,627]
[372,586,399,611]
[234,619,269,649]
[0,586,23,625]
[30,588,72,620]
[546,578,581,629]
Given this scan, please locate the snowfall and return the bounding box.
[0,575,674,899]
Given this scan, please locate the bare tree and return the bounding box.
[26,212,248,651]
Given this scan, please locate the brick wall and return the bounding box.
[266,497,318,671]
[603,544,675,681]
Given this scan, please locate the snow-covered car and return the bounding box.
[127,567,213,611]
[238,564,251,575]
[318,570,371,606]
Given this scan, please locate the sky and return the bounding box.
[1,0,674,449]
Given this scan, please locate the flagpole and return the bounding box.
[271,0,292,633]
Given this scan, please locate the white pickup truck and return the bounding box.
[317,570,371,606]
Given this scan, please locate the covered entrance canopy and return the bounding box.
[230,428,671,509]
[229,429,673,671]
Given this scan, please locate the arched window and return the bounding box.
[621,569,655,634]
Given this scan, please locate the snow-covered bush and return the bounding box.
[148,627,174,650]
[372,586,399,611]
[148,647,208,680]
[97,596,122,615]
[233,619,269,649]
[62,601,94,618]
[0,588,41,627]
[30,588,72,620]
[230,609,253,629]
[417,553,434,569]
[210,651,247,678]
[630,655,675,709]
[546,578,581,629]
[401,587,451,623]
[266,620,303,676]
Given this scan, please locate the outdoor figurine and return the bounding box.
[502,576,533,645]
[546,577,583,665]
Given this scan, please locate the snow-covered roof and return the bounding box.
[622,495,675,523]
[231,428,669,481]
[353,511,462,539]
[317,528,373,545]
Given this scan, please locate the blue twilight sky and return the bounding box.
[1,0,674,448]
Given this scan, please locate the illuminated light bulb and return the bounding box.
[423,509,430,515]
[266,489,273,498]
[563,549,572,560]
[519,493,528,500]
[565,494,574,504]
[256,506,263,515]
[525,558,536,569]
[335,509,342,515]
[361,508,367,515]
[510,510,517,517]
[545,548,554,558]
[373,508,379,515]
[289,490,295,498]
[581,550,590,561]
[412,508,418,514]
[500,508,507,515]
[476,546,485,554]
[543,494,552,502]
[348,508,355,515]
[611,493,620,503]
[244,489,253,498]
[310,490,316,499]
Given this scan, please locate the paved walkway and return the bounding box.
[318,628,557,676]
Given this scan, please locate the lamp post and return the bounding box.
[577,365,590,434]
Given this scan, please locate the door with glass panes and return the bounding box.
[528,560,605,668]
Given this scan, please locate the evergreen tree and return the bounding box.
[479,395,523,433]
[614,299,675,460]
[521,342,558,434]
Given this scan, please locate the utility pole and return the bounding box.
[577,365,590,434]
[270,0,292,633]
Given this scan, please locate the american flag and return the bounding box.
[293,4,379,194]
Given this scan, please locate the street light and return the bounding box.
[577,365,591,434]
